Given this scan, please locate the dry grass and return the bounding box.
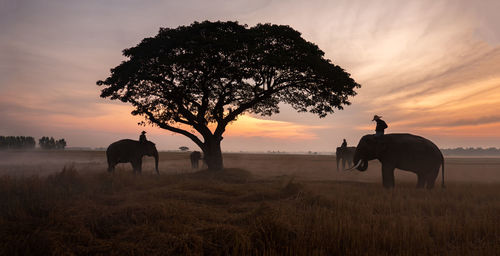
[1,151,499,255]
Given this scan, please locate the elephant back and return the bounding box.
[107,139,142,158]
[382,133,442,160]
[336,146,356,155]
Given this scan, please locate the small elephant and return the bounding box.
[336,146,356,171]
[106,139,159,174]
[350,133,444,189]
[190,151,202,169]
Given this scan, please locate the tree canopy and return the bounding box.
[97,21,360,170]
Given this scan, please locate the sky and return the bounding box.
[1,0,500,152]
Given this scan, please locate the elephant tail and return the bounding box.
[441,157,445,189]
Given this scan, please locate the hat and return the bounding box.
[141,131,147,135]
[372,115,382,121]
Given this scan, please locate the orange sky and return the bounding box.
[1,0,499,151]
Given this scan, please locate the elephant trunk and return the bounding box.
[357,159,368,172]
[353,151,368,172]
[345,160,361,171]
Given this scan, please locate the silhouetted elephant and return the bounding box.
[106,139,159,174]
[336,146,356,171]
[190,151,202,169]
[349,133,444,189]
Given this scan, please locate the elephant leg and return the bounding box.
[130,159,142,174]
[107,163,115,173]
[107,156,115,172]
[425,169,439,189]
[107,159,114,173]
[130,162,137,174]
[416,174,425,188]
[381,164,396,188]
[137,159,142,174]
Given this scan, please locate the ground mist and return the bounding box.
[1,164,499,255]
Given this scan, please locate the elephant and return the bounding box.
[349,133,444,189]
[190,151,202,169]
[106,139,159,174]
[336,146,356,171]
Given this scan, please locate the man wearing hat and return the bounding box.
[373,115,388,137]
[139,131,147,142]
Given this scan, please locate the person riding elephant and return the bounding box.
[348,133,444,189]
[341,139,347,148]
[139,131,147,143]
[372,115,388,137]
[106,139,159,174]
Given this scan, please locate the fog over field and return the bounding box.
[1,151,499,184]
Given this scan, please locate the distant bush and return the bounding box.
[0,136,36,150]
[39,137,67,150]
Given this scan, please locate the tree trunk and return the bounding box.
[202,138,223,171]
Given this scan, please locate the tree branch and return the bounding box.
[143,110,205,148]
[175,102,214,139]
[213,84,281,137]
[197,86,210,123]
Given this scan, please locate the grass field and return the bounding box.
[1,151,499,255]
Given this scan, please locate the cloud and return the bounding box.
[372,49,500,133]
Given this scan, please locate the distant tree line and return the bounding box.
[441,147,500,156]
[0,136,36,150]
[39,137,67,150]
[0,136,67,150]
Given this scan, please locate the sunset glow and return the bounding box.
[224,115,326,140]
[1,0,499,151]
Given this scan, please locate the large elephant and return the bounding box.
[350,133,444,189]
[336,146,356,171]
[106,139,159,174]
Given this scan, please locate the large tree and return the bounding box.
[98,21,360,171]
